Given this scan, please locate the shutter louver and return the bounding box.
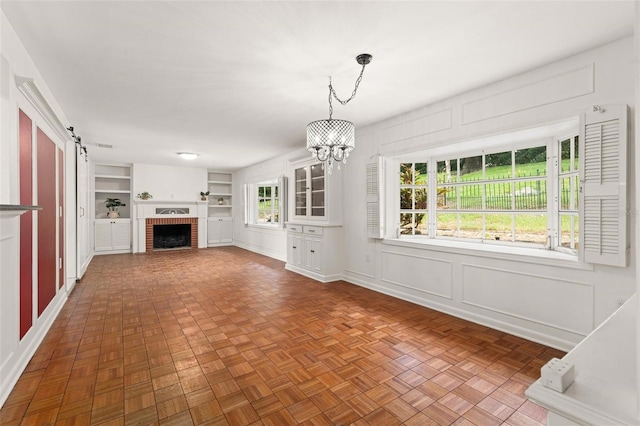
[366,157,384,239]
[242,184,249,225]
[579,105,628,266]
[278,175,288,229]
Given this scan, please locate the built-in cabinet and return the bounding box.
[207,217,233,245]
[285,223,343,282]
[207,171,233,246]
[93,163,132,253]
[285,158,344,282]
[94,219,131,251]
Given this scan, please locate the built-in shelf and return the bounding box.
[95,175,131,180]
[0,204,42,217]
[207,171,233,244]
[94,164,132,220]
[95,189,130,194]
[93,164,132,253]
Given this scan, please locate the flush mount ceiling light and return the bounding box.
[177,152,198,160]
[307,53,372,174]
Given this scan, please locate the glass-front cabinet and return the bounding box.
[295,163,325,219]
[286,159,343,283]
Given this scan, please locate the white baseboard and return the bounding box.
[0,290,68,407]
[233,241,286,262]
[342,272,579,352]
[284,264,341,283]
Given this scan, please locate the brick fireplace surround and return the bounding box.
[145,217,198,253]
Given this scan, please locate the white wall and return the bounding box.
[232,37,636,350]
[132,163,207,202]
[232,151,302,261]
[0,10,76,406]
[341,36,636,351]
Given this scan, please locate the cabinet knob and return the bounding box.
[292,246,297,249]
[310,250,315,253]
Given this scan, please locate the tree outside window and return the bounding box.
[257,184,279,224]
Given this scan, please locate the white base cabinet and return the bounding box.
[207,217,233,246]
[94,219,131,252]
[285,223,343,282]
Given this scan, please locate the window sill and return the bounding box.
[382,237,594,271]
[247,223,281,230]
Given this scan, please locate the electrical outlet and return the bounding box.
[541,358,575,392]
[365,254,370,263]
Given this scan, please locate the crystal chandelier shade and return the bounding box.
[306,53,372,173]
[307,118,355,170]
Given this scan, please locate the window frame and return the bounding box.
[390,127,580,254]
[255,183,279,225]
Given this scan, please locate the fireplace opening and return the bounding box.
[153,224,192,250]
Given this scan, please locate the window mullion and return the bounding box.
[549,141,559,249]
[428,158,436,238]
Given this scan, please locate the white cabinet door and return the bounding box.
[94,222,113,252]
[94,219,131,252]
[293,163,325,220]
[112,222,131,250]
[304,237,322,274]
[287,233,303,267]
[208,218,233,245]
[219,220,233,243]
[207,219,220,244]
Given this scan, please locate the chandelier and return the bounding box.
[307,53,372,173]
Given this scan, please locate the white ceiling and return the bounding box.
[2,1,634,171]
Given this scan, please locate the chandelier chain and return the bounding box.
[327,63,367,120]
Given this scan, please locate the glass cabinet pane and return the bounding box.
[294,163,325,219]
[295,166,307,216]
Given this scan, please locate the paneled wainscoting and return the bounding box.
[0,247,562,425]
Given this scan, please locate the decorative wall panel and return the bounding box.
[18,109,32,338]
[462,64,594,124]
[36,128,56,316]
[58,148,64,289]
[381,250,452,299]
[461,264,593,335]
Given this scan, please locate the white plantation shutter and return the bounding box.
[243,184,249,225]
[278,175,288,229]
[366,156,384,239]
[579,105,628,266]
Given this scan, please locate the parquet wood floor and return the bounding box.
[1,247,563,425]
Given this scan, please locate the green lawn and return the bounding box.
[401,159,579,240]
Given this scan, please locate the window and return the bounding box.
[395,131,580,253]
[245,177,286,227]
[257,184,279,224]
[435,146,549,246]
[399,163,427,235]
[557,136,579,251]
[386,107,628,265]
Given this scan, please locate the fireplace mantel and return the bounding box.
[133,200,208,252]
